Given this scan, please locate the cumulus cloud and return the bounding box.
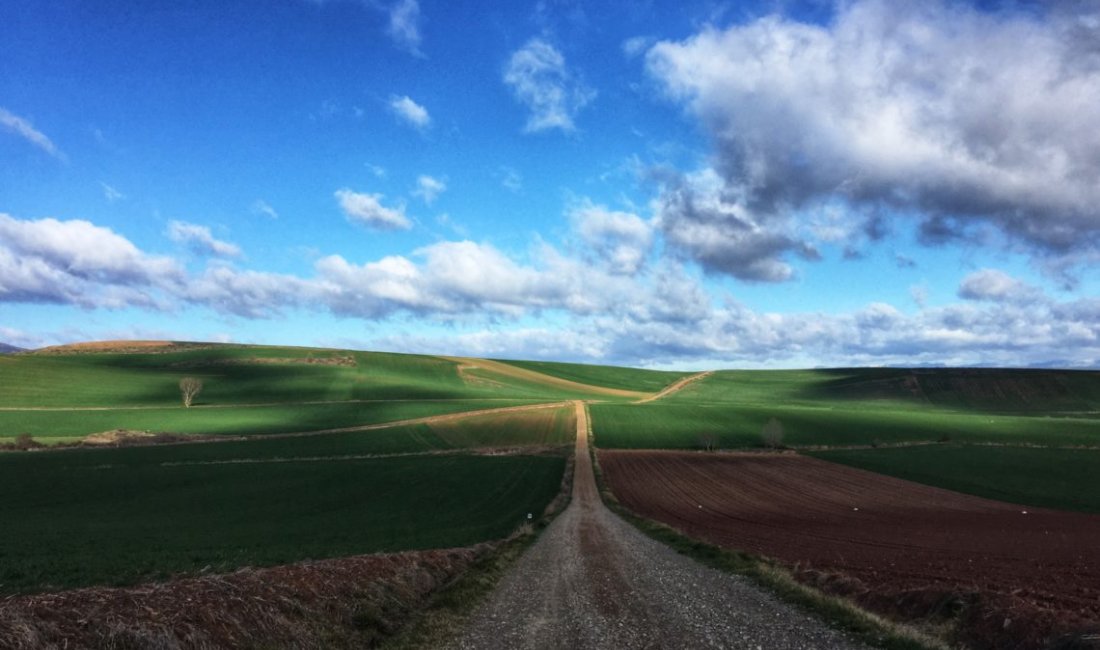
[181,265,309,318]
[569,200,653,274]
[335,188,411,230]
[957,268,1038,303]
[413,175,446,204]
[388,95,431,130]
[652,168,818,282]
[503,38,594,133]
[0,213,182,307]
[167,221,242,258]
[646,1,1100,275]
[386,0,423,55]
[0,107,63,160]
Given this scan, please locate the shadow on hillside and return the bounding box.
[796,367,1100,414]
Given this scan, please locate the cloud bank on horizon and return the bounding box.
[0,0,1097,368]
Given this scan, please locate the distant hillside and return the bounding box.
[808,367,1100,412]
[0,343,25,354]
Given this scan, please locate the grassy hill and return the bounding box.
[0,342,681,441]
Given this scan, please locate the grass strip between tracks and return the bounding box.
[380,445,576,649]
[589,449,950,650]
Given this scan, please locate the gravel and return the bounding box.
[449,402,870,650]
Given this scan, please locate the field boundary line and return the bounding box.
[634,370,713,403]
[0,398,534,412]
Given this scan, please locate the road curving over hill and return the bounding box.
[634,370,714,403]
[443,357,652,400]
[448,402,868,649]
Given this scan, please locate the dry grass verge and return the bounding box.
[0,548,490,650]
[382,443,576,649]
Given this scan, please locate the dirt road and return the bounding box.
[449,402,866,649]
[634,370,713,403]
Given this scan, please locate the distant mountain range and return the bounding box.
[0,343,26,354]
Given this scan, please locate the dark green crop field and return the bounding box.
[811,445,1100,514]
[590,401,1100,449]
[0,450,566,595]
[0,399,543,441]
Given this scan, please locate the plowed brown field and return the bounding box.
[599,450,1100,649]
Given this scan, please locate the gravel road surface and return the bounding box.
[449,401,869,650]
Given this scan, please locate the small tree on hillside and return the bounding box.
[697,432,719,452]
[761,417,784,449]
[179,377,203,408]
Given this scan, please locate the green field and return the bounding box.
[0,399,547,441]
[0,343,649,441]
[591,368,1100,450]
[0,450,565,594]
[812,445,1100,513]
[0,345,651,413]
[590,401,1100,449]
[498,358,689,393]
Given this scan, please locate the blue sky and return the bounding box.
[2,0,1098,368]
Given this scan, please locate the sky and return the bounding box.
[1,0,1099,369]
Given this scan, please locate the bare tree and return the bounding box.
[179,377,203,408]
[697,432,719,452]
[761,417,784,449]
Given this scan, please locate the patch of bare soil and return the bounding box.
[31,340,177,354]
[0,547,490,650]
[599,450,1100,650]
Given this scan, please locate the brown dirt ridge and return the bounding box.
[598,450,1100,650]
[0,547,489,649]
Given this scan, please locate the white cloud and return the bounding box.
[182,264,308,318]
[652,168,818,282]
[413,175,447,204]
[388,95,431,130]
[569,200,653,274]
[386,0,423,55]
[0,107,63,160]
[167,221,242,258]
[250,199,279,219]
[100,182,125,203]
[646,1,1100,275]
[957,269,1038,303]
[503,38,594,133]
[0,213,182,308]
[335,188,411,230]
